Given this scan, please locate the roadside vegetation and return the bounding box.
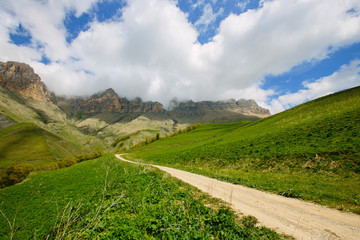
[128,86,360,214]
[0,155,282,239]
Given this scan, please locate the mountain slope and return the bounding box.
[128,86,360,213]
[0,123,81,169]
[131,86,360,172]
[0,61,105,152]
[0,86,104,151]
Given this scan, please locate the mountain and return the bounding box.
[58,88,270,123]
[0,60,270,152]
[58,88,164,116]
[0,61,56,103]
[59,89,270,125]
[0,62,105,162]
[169,98,270,123]
[0,61,270,123]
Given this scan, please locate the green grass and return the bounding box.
[0,123,81,169]
[0,155,282,239]
[0,86,105,153]
[128,86,360,213]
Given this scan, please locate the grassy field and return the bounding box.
[0,123,81,169]
[128,86,360,213]
[0,155,283,239]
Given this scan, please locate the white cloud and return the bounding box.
[66,0,202,100]
[190,0,205,10]
[0,0,98,62]
[238,0,250,12]
[0,10,42,62]
[0,0,359,110]
[195,3,223,32]
[268,60,360,113]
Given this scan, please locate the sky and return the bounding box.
[0,0,359,114]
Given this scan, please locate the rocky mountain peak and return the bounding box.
[236,99,270,115]
[101,88,117,97]
[0,61,52,102]
[170,98,270,116]
[59,88,165,115]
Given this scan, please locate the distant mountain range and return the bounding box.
[0,61,271,151]
[0,61,270,123]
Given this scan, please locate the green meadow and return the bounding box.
[128,86,360,213]
[0,123,81,169]
[0,155,282,239]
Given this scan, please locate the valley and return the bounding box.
[0,61,268,168]
[0,61,359,239]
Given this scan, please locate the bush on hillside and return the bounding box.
[76,150,104,162]
[0,150,105,188]
[58,156,78,168]
[0,163,34,188]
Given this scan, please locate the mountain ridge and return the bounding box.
[58,88,165,115]
[0,61,270,122]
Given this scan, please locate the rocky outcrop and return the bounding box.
[169,98,270,120]
[234,99,271,115]
[0,61,52,102]
[60,88,165,114]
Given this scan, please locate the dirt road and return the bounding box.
[115,154,360,239]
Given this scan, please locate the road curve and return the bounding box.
[115,154,360,240]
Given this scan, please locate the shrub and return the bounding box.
[58,156,78,168]
[76,150,104,162]
[0,163,34,188]
[0,150,105,188]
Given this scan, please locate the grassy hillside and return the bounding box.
[0,123,81,169]
[128,86,360,213]
[0,86,187,151]
[0,86,104,152]
[75,113,187,149]
[0,155,282,239]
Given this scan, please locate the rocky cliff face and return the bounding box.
[235,99,271,115]
[170,98,270,119]
[60,88,165,114]
[0,61,52,102]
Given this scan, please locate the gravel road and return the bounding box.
[115,154,360,239]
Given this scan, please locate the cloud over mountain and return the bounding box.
[0,0,359,113]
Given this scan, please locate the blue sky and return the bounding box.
[1,0,360,113]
